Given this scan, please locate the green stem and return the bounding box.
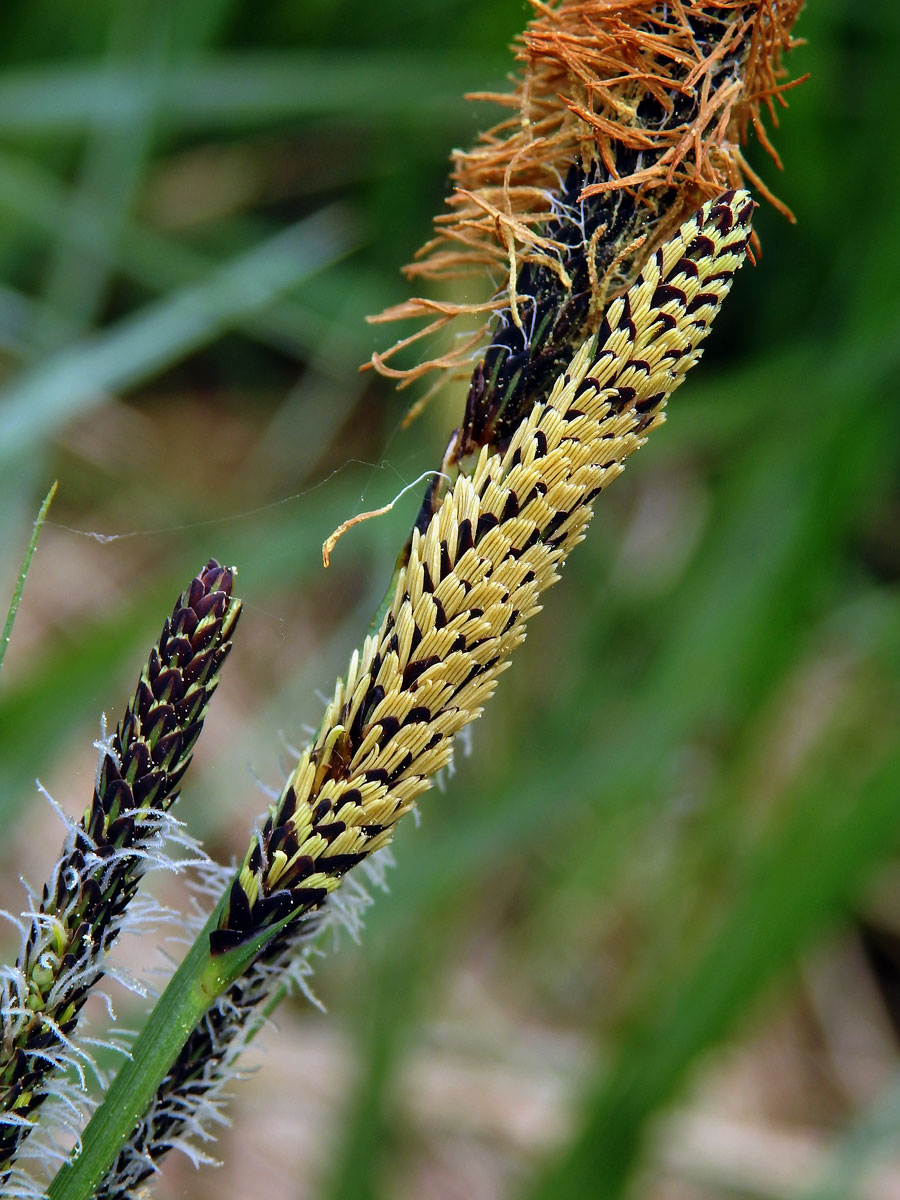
[0,480,56,678]
[46,899,277,1200]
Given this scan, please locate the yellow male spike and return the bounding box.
[214,188,754,951]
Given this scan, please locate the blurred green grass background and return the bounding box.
[1,1,900,1197]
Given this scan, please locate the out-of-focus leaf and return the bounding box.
[0,205,357,464]
[0,52,500,135]
[528,736,900,1200]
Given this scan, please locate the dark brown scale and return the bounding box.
[687,233,716,259]
[652,282,688,308]
[279,786,298,823]
[402,654,441,689]
[672,257,699,279]
[388,753,414,783]
[617,293,635,332]
[288,885,328,910]
[652,310,679,333]
[226,880,253,933]
[687,291,720,313]
[310,800,332,826]
[315,822,346,845]
[475,511,500,542]
[289,855,316,881]
[405,705,432,725]
[408,622,423,655]
[612,386,637,411]
[635,391,666,414]
[378,716,401,744]
[321,852,368,876]
[361,685,385,729]
[252,893,295,928]
[710,203,735,233]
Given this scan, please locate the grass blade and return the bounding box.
[0,481,57,680]
[0,204,356,464]
[528,739,900,1199]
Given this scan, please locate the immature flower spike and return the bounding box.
[217,190,752,951]
[0,560,240,1181]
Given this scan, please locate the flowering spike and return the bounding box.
[221,189,751,948]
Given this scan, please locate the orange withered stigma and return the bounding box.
[367,0,805,395]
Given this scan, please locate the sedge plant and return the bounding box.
[0,3,809,1197]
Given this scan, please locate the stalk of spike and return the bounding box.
[85,190,753,1199]
[0,561,240,1181]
